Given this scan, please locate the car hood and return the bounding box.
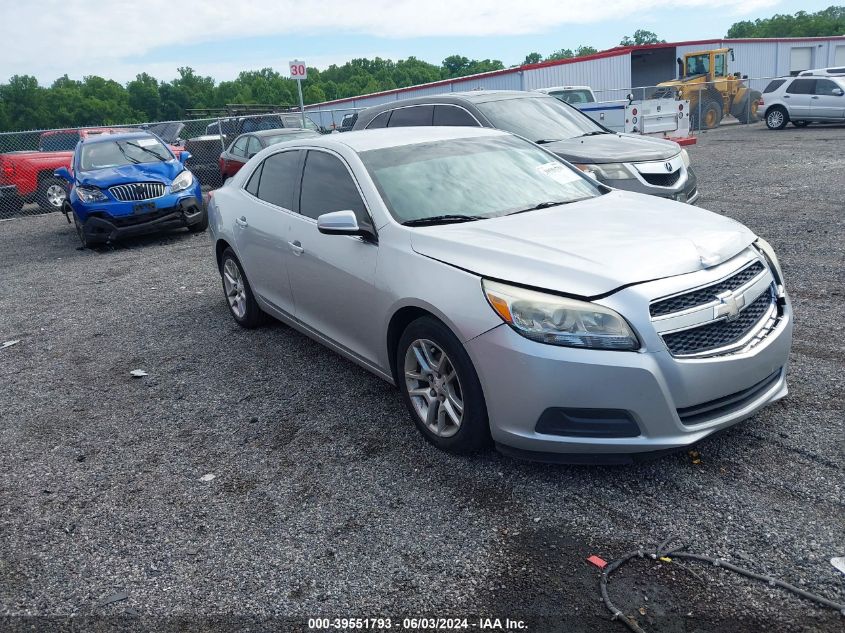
[409,191,756,297]
[77,160,184,187]
[543,133,679,164]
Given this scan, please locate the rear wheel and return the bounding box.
[397,316,490,454]
[37,177,68,211]
[220,248,267,328]
[765,106,789,130]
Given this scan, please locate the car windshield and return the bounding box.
[549,89,595,104]
[80,138,172,170]
[476,96,604,142]
[282,115,320,131]
[360,135,601,224]
[262,131,319,145]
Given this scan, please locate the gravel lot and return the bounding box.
[1,122,843,632]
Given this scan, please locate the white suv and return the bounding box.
[759,76,845,129]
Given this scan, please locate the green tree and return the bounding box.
[127,73,160,121]
[620,29,665,45]
[522,52,542,65]
[727,6,845,38]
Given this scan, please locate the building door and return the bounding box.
[835,45,845,66]
[790,47,813,74]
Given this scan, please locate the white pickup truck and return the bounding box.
[536,85,691,140]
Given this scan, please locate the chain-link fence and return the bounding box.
[0,76,781,220]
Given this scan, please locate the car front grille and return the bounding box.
[640,170,681,187]
[650,261,765,317]
[109,182,165,202]
[661,285,775,356]
[676,368,782,425]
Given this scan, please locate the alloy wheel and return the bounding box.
[47,184,66,208]
[222,258,247,319]
[768,110,784,128]
[404,338,464,438]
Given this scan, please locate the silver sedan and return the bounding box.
[207,127,792,463]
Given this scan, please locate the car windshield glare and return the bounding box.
[80,138,171,170]
[360,135,601,224]
[476,96,604,142]
[263,131,318,145]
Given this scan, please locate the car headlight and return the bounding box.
[754,237,785,286]
[171,170,194,193]
[680,148,691,167]
[76,186,107,203]
[574,163,634,181]
[482,280,639,350]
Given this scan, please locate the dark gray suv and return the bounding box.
[352,90,699,204]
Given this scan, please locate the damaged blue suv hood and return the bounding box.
[77,160,184,187]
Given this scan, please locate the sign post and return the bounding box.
[289,60,307,128]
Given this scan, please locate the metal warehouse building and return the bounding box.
[306,36,845,128]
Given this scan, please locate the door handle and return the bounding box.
[811,96,819,99]
[288,240,304,255]
[235,216,248,228]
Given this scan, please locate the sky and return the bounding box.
[0,0,838,85]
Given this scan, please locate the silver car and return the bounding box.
[207,127,792,463]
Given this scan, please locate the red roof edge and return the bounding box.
[307,36,845,109]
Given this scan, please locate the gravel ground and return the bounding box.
[0,122,843,632]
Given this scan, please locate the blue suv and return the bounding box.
[54,132,205,247]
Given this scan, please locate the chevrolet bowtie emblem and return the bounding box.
[714,289,745,322]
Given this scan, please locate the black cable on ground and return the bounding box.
[599,540,845,633]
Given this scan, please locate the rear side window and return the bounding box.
[255,150,301,209]
[763,79,786,93]
[245,162,263,196]
[40,132,81,151]
[433,105,479,126]
[786,79,816,95]
[299,150,370,229]
[815,79,842,96]
[246,136,262,157]
[388,105,434,127]
[366,111,391,129]
[231,136,248,157]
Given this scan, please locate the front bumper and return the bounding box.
[78,195,204,242]
[465,273,792,463]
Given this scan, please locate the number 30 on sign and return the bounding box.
[289,61,307,80]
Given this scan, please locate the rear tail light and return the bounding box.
[678,103,684,111]
[631,108,638,116]
[757,98,764,106]
[0,158,14,184]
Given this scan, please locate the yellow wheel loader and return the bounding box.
[654,48,761,129]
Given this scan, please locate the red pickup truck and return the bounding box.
[0,127,141,213]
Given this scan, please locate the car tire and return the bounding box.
[219,248,267,328]
[396,316,490,454]
[187,208,209,233]
[792,120,809,127]
[72,213,102,248]
[765,106,789,130]
[37,177,68,211]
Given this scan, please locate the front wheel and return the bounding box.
[187,208,209,233]
[397,316,490,453]
[766,107,789,130]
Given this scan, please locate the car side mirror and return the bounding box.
[54,166,72,182]
[833,88,844,96]
[317,210,371,238]
[179,151,192,164]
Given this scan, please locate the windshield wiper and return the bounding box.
[402,214,484,227]
[507,200,576,216]
[579,131,609,137]
[115,143,141,164]
[124,141,168,162]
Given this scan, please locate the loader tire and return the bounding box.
[733,90,762,124]
[692,99,723,130]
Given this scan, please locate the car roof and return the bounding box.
[283,126,509,153]
[388,90,547,106]
[80,131,159,145]
[251,128,318,137]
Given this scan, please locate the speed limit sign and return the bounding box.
[289,60,307,80]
